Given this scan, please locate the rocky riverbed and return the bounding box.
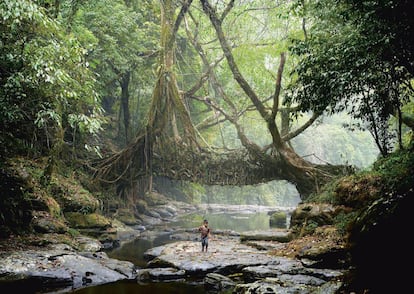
[140,236,344,293]
[0,201,348,293]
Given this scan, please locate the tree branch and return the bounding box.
[282,111,321,141]
[168,0,194,50]
[200,0,269,120]
[271,52,286,121]
[220,0,235,22]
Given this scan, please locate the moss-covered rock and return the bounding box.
[50,177,100,213]
[63,211,116,243]
[43,196,62,217]
[31,211,68,234]
[136,199,148,214]
[333,174,382,208]
[269,211,287,228]
[144,191,168,206]
[115,208,139,225]
[64,212,111,229]
[0,159,41,235]
[290,203,348,237]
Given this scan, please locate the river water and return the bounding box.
[74,209,289,293]
[107,210,288,266]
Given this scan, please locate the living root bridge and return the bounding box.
[153,144,285,186]
[94,134,352,200]
[93,134,284,188]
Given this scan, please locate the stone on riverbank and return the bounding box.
[145,239,276,275]
[0,245,136,292]
[240,229,292,243]
[204,273,236,292]
[136,267,186,282]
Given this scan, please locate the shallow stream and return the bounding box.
[74,209,288,293]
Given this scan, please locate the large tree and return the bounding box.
[95,0,349,201]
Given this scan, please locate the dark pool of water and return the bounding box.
[73,279,206,294]
[106,231,174,267]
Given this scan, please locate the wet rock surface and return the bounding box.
[142,236,345,293]
[0,241,136,293]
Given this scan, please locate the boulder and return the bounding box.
[50,181,100,213]
[290,203,339,236]
[64,212,112,230]
[0,247,136,292]
[269,211,287,228]
[204,273,235,292]
[136,268,186,282]
[31,211,68,234]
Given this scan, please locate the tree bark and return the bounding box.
[120,71,131,144]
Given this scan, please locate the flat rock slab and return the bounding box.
[143,238,345,292]
[0,248,135,292]
[240,229,291,242]
[234,277,343,294]
[243,240,287,251]
[145,239,280,275]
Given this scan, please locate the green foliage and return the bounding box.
[291,114,379,168]
[371,148,414,194]
[287,0,414,156]
[75,0,153,70]
[67,227,80,238]
[0,0,103,157]
[77,205,93,215]
[305,178,342,205]
[65,0,160,145]
[341,0,414,76]
[334,211,357,236]
[302,219,319,236]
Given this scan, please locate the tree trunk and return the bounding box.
[149,0,196,141]
[94,0,197,201]
[120,71,131,144]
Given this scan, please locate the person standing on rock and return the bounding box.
[198,219,211,252]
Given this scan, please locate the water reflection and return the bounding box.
[106,233,173,267]
[171,211,274,232]
[107,211,283,267]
